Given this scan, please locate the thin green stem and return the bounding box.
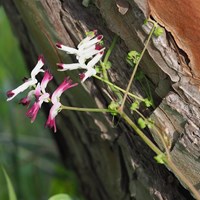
[100,35,122,101]
[166,158,200,200]
[103,35,118,65]
[94,75,144,101]
[135,109,146,120]
[101,35,118,81]
[120,22,157,111]
[61,105,110,113]
[120,110,200,199]
[152,126,200,199]
[119,111,162,155]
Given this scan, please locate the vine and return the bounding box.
[6,19,200,200]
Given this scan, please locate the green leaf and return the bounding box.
[2,167,17,200]
[137,118,146,129]
[95,66,101,73]
[105,61,112,69]
[146,118,154,129]
[130,101,140,111]
[154,154,166,164]
[86,30,95,37]
[108,101,119,116]
[144,98,153,107]
[143,19,148,25]
[48,194,73,200]
[126,50,141,66]
[99,40,104,45]
[153,26,164,37]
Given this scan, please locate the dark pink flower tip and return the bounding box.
[100,50,104,55]
[7,90,14,98]
[61,77,78,90]
[95,44,103,50]
[79,73,85,80]
[19,97,30,106]
[45,116,57,133]
[38,55,44,64]
[97,35,103,40]
[56,63,64,69]
[56,43,62,49]
[26,102,40,123]
[43,70,53,81]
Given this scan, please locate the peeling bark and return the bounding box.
[2,0,199,200]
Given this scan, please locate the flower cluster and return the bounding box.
[7,31,104,133]
[56,30,105,82]
[7,55,78,132]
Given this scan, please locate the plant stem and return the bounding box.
[103,35,118,65]
[61,105,110,113]
[166,158,200,200]
[119,22,156,111]
[120,110,200,199]
[101,35,118,81]
[94,75,144,101]
[100,35,122,101]
[119,110,162,155]
[152,126,200,199]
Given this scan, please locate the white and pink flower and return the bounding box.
[57,50,104,82]
[56,30,105,82]
[46,77,78,132]
[45,102,61,133]
[7,55,45,101]
[51,77,78,104]
[26,92,50,123]
[25,70,53,122]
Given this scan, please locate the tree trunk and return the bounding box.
[2,0,200,200]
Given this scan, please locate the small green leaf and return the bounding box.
[146,118,154,129]
[95,66,101,73]
[2,167,17,200]
[154,154,166,164]
[48,194,73,200]
[130,101,140,111]
[108,101,119,116]
[105,61,112,69]
[143,19,148,25]
[153,26,164,37]
[137,117,146,129]
[126,50,141,66]
[99,40,104,45]
[86,30,95,37]
[144,98,153,107]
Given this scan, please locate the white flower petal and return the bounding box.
[81,68,96,82]
[78,35,103,51]
[57,63,84,71]
[56,43,78,54]
[77,30,97,48]
[87,51,104,68]
[79,47,105,61]
[7,78,37,101]
[31,56,45,79]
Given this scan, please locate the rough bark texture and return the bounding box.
[2,0,200,200]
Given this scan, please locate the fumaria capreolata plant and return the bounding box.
[6,21,200,200]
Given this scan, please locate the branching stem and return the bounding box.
[119,22,157,111]
[61,105,110,113]
[94,75,144,101]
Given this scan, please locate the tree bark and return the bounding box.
[2,0,199,200]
